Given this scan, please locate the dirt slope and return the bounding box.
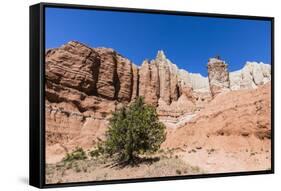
[162,83,271,172]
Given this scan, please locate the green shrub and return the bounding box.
[89,141,105,158]
[63,147,87,162]
[104,97,166,163]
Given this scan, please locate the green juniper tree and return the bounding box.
[104,97,166,164]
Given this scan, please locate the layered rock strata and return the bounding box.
[45,41,271,163]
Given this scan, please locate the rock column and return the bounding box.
[207,57,230,96]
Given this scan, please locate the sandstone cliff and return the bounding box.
[45,41,271,163]
[207,57,230,96]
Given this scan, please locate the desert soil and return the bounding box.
[46,153,203,184]
[46,137,270,184]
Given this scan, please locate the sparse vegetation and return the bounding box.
[89,141,106,158]
[46,156,202,184]
[63,147,87,163]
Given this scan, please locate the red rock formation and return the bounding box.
[163,83,271,149]
[115,54,134,102]
[45,41,138,163]
[156,51,172,104]
[139,60,160,106]
[131,64,139,100]
[94,48,117,99]
[94,48,133,101]
[45,41,271,164]
[46,41,100,95]
[207,57,230,97]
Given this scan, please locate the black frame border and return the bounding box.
[29,2,275,189]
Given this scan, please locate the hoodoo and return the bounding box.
[207,56,230,96]
[45,41,271,164]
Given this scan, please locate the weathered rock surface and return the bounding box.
[157,94,196,118]
[46,41,271,118]
[45,41,136,163]
[163,82,271,148]
[162,84,271,174]
[155,51,172,104]
[46,41,101,95]
[131,64,139,100]
[45,99,114,163]
[139,50,212,108]
[94,48,134,101]
[189,73,210,91]
[94,48,117,100]
[229,62,271,90]
[208,57,230,96]
[139,60,160,106]
[45,41,271,163]
[46,41,136,102]
[177,69,192,95]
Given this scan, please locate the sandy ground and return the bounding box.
[46,155,203,184]
[46,133,271,184]
[176,136,271,173]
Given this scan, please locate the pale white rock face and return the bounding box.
[189,73,210,91]
[177,69,192,87]
[252,64,264,85]
[229,62,271,90]
[177,69,192,96]
[229,70,242,90]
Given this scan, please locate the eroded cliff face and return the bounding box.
[163,82,271,148]
[45,41,135,162]
[45,41,271,163]
[229,61,271,90]
[207,57,230,96]
[139,60,160,106]
[138,51,212,109]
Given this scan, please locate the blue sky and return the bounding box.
[45,7,271,77]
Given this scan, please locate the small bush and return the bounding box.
[63,147,87,162]
[89,142,105,158]
[103,97,166,164]
[176,169,182,175]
